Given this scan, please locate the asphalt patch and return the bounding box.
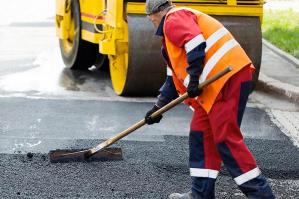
[0,136,298,198]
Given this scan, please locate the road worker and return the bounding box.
[144,0,275,198]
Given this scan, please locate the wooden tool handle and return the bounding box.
[150,66,232,119]
[91,66,232,153]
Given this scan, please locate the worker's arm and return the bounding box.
[144,67,178,125]
[144,41,179,125]
[164,10,206,97]
[156,72,179,108]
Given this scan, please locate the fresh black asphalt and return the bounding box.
[0,98,298,198]
[0,136,299,198]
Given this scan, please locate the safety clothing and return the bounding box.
[145,105,163,125]
[189,66,274,198]
[164,7,254,113]
[145,0,171,15]
[169,191,195,199]
[152,7,274,199]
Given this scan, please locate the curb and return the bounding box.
[262,39,299,68]
[257,72,299,103]
[258,39,299,102]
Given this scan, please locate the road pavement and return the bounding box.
[0,5,298,199]
[0,97,298,198]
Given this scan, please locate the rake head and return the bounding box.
[49,147,123,163]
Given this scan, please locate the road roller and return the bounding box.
[55,0,263,96]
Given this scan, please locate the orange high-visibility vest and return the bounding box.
[164,7,254,113]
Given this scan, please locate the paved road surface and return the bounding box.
[0,8,298,199]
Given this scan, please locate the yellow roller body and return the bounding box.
[55,0,264,95]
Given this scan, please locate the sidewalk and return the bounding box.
[257,39,299,103]
[257,0,299,102]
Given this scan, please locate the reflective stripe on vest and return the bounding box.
[184,27,229,54]
[185,34,206,53]
[183,38,239,87]
[164,7,253,113]
[205,27,229,52]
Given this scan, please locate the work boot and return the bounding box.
[168,191,195,199]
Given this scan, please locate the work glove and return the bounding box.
[187,80,202,98]
[145,105,163,125]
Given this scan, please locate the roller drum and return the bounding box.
[119,14,165,96]
[112,15,261,96]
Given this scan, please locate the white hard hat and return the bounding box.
[145,0,172,15]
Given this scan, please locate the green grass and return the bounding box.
[262,9,299,59]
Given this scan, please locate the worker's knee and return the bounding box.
[211,120,243,144]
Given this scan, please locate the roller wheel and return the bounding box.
[59,0,98,70]
[109,14,165,96]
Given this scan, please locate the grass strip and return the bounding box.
[262,9,299,59]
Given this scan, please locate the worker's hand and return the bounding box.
[187,80,202,98]
[145,105,163,125]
